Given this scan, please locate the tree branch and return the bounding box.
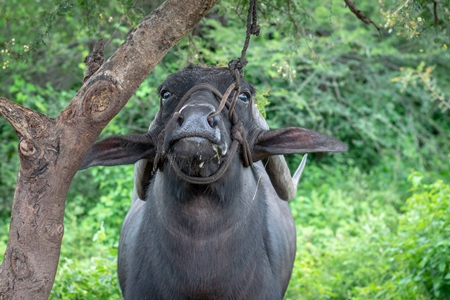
[83,39,105,83]
[0,98,50,140]
[433,0,439,25]
[344,0,381,34]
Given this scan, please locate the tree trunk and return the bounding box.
[0,0,217,299]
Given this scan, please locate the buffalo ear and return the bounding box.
[252,127,347,162]
[79,134,155,170]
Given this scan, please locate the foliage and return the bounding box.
[286,172,450,299]
[385,173,450,299]
[392,62,450,112]
[285,165,399,299]
[379,0,450,42]
[50,226,121,299]
[0,0,449,298]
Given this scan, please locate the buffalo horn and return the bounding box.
[134,118,160,200]
[252,104,303,201]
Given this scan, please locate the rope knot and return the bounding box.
[228,58,248,76]
[250,24,261,36]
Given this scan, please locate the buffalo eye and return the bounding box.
[161,90,172,101]
[238,92,250,103]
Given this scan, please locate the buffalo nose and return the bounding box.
[176,110,218,128]
[177,104,219,133]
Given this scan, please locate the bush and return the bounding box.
[286,171,450,299]
[50,224,121,299]
[286,165,399,299]
[384,173,450,299]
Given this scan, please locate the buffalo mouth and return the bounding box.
[168,137,228,178]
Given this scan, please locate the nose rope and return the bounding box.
[153,82,253,184]
[208,83,235,118]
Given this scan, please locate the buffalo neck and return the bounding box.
[148,161,264,240]
[139,161,269,294]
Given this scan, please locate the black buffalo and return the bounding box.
[80,65,347,299]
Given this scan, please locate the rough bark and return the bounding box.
[0,0,217,299]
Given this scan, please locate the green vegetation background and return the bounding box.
[0,0,449,298]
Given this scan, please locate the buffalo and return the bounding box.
[80,65,347,299]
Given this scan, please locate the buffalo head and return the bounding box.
[81,65,347,200]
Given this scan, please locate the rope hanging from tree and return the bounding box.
[210,0,260,120]
[228,0,260,85]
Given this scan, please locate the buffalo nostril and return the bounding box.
[176,113,184,127]
[207,115,219,128]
